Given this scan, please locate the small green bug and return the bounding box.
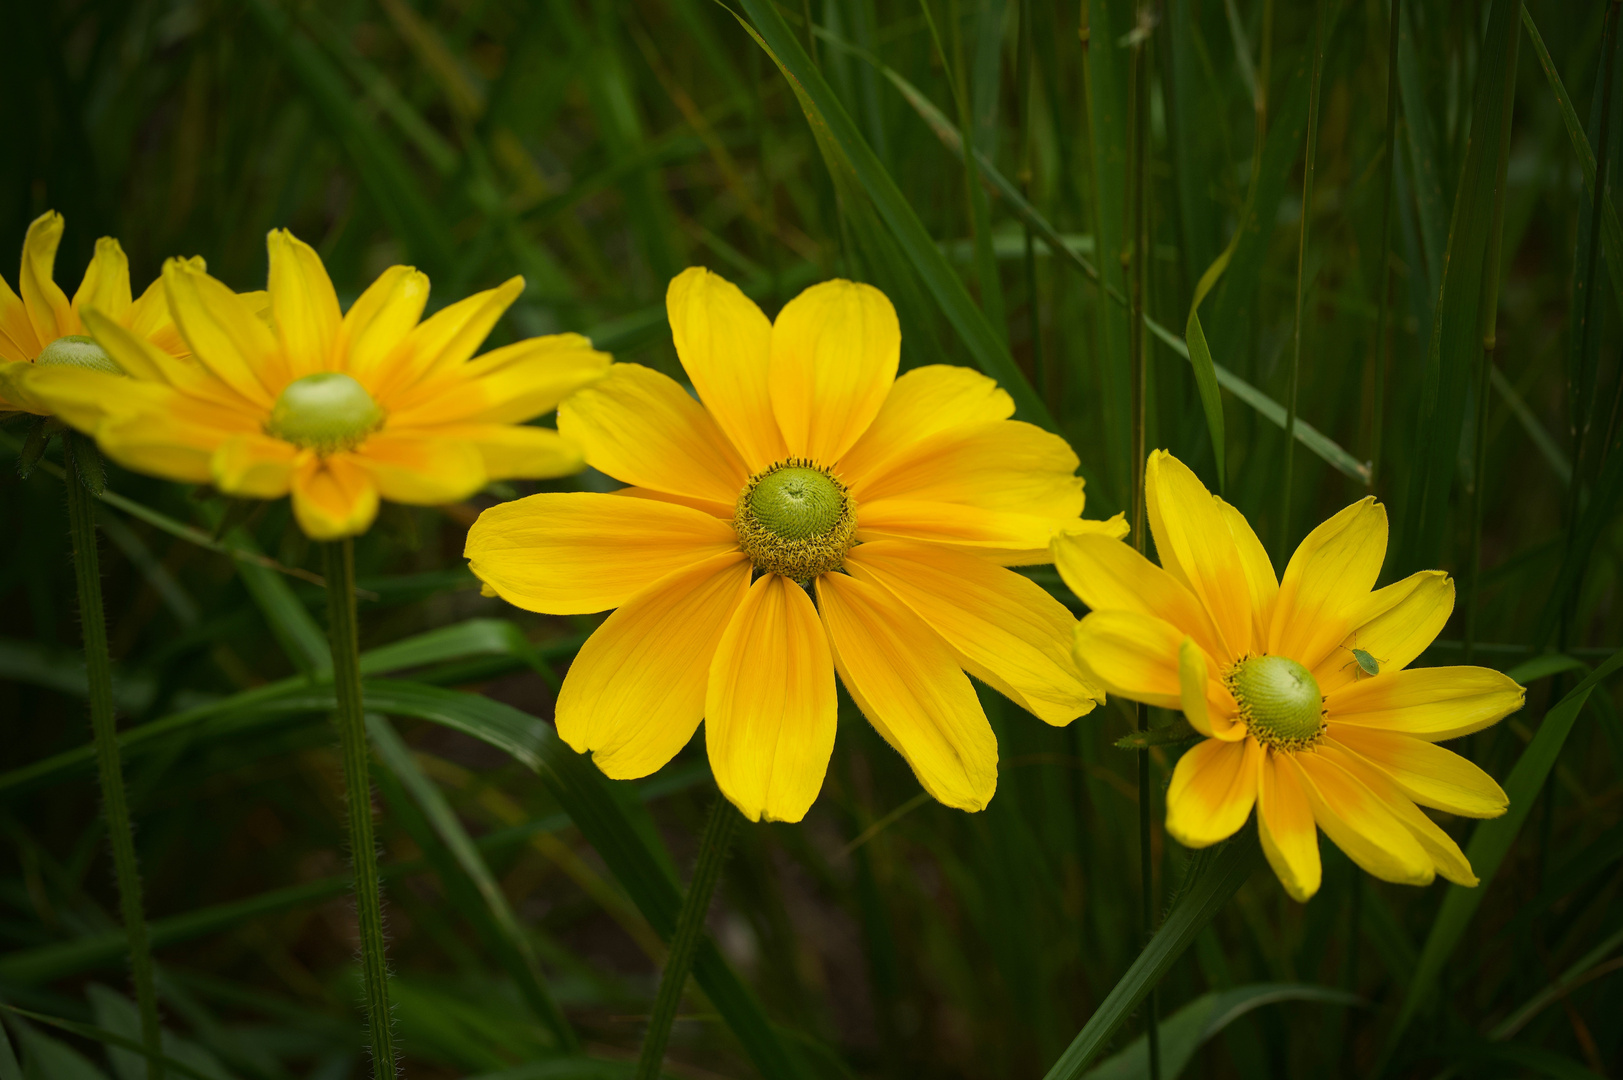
[1341,639,1386,680]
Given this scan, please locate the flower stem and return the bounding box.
[635,795,740,1080]
[321,538,396,1077]
[64,434,164,1080]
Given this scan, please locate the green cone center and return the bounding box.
[36,335,122,376]
[734,460,856,583]
[266,372,384,453]
[1227,654,1325,749]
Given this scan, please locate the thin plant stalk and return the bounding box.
[64,433,164,1080]
[1281,0,1328,563]
[636,796,741,1080]
[322,538,396,1076]
[1017,0,1049,404]
[1368,0,1402,491]
[1125,7,1159,1076]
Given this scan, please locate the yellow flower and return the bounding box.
[28,229,610,539]
[1053,450,1525,901]
[0,211,197,414]
[466,267,1122,822]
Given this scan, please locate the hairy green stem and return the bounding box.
[65,434,164,1080]
[322,539,396,1076]
[636,796,740,1080]
[1368,0,1401,490]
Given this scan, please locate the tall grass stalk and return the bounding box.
[1368,0,1402,492]
[63,434,164,1080]
[321,538,396,1076]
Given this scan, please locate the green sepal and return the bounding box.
[1115,717,1201,750]
[16,416,62,479]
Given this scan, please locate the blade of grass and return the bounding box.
[1368,0,1402,490]
[0,1006,213,1080]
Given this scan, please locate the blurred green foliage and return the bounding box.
[1,0,1620,1077]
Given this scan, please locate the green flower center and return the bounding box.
[35,335,122,376]
[1225,654,1326,751]
[265,372,384,454]
[733,460,856,584]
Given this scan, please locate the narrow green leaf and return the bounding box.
[1389,646,1623,1044]
[0,1022,21,1080]
[1183,310,1227,494]
[732,0,1054,432]
[1114,718,1199,750]
[0,1005,213,1080]
[229,528,328,675]
[1042,832,1265,1079]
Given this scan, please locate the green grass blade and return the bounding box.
[1041,832,1265,1079]
[1387,645,1623,1047]
[0,1006,213,1080]
[732,0,1054,432]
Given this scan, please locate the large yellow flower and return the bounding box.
[0,211,195,413]
[27,229,609,539]
[1053,451,1525,901]
[466,267,1122,822]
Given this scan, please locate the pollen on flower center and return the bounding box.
[36,335,123,376]
[1225,654,1326,751]
[733,459,856,584]
[265,372,384,454]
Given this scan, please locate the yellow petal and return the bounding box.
[267,230,342,377]
[845,539,1103,726]
[428,423,583,481]
[337,265,429,382]
[212,434,298,498]
[851,420,1082,522]
[373,277,523,400]
[856,499,1081,564]
[20,212,73,346]
[1315,571,1454,695]
[612,484,735,520]
[1072,609,1186,710]
[1326,666,1525,741]
[769,278,899,463]
[556,362,748,506]
[353,433,486,504]
[1269,497,1387,667]
[80,307,176,385]
[1317,741,1478,886]
[1178,637,1245,741]
[1217,497,1278,650]
[817,571,997,812]
[667,266,785,471]
[1295,749,1434,886]
[706,574,837,823]
[163,257,280,408]
[1051,530,1228,663]
[1145,451,1252,660]
[95,410,219,486]
[835,364,1015,489]
[290,454,380,539]
[1165,737,1262,848]
[71,237,132,325]
[465,491,739,615]
[1327,728,1507,819]
[0,272,40,360]
[1258,754,1322,901]
[555,552,752,778]
[391,333,608,426]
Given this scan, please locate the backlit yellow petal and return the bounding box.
[857,499,1081,564]
[1217,496,1278,649]
[817,571,997,812]
[557,362,748,506]
[0,273,40,360]
[337,265,429,382]
[1316,741,1477,886]
[373,276,523,401]
[1145,451,1252,659]
[163,258,280,408]
[466,491,739,614]
[1072,609,1186,710]
[267,229,342,376]
[769,278,899,463]
[555,552,751,778]
[1165,737,1262,848]
[851,421,1082,525]
[1327,728,1507,818]
[354,433,486,504]
[836,364,1015,489]
[1178,637,1245,741]
[845,539,1103,726]
[71,237,132,325]
[1259,753,1321,901]
[1052,530,1228,662]
[1295,749,1434,886]
[706,574,837,823]
[96,411,218,486]
[392,333,608,426]
[20,212,73,345]
[431,423,583,481]
[1315,571,1453,695]
[290,454,380,539]
[1269,497,1387,667]
[212,434,298,498]
[1326,666,1525,741]
[667,266,784,470]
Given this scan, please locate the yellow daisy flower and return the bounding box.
[466,267,1123,823]
[28,229,610,539]
[1052,450,1526,901]
[0,211,196,414]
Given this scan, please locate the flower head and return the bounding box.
[467,267,1123,822]
[0,211,198,414]
[27,229,609,539]
[1054,450,1525,900]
